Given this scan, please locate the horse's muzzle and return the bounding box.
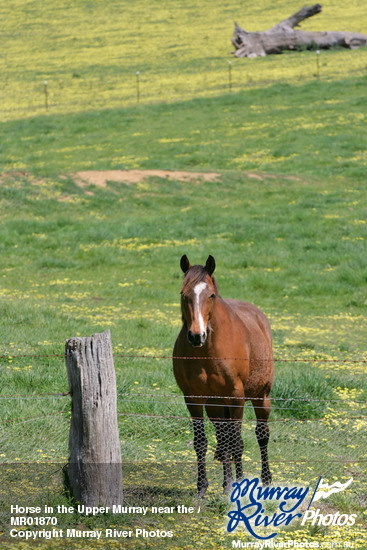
[188,330,207,347]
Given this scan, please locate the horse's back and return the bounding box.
[224,299,272,344]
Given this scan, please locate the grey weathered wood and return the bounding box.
[232,4,367,58]
[65,329,123,507]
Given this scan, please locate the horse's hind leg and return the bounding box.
[186,401,209,497]
[252,395,272,485]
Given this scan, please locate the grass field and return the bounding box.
[1,0,367,120]
[1,77,367,181]
[1,0,367,548]
[1,169,366,548]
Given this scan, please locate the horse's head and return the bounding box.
[180,254,218,347]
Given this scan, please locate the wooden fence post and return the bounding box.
[65,329,123,507]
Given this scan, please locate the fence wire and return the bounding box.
[2,49,367,122]
[0,351,366,510]
[1,395,366,503]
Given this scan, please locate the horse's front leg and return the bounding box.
[231,414,244,482]
[207,405,233,493]
[252,395,272,485]
[224,397,245,482]
[186,400,209,497]
[213,418,233,493]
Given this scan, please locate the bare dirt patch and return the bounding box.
[73,170,221,188]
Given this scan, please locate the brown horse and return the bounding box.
[173,255,274,496]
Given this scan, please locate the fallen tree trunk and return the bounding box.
[232,4,367,58]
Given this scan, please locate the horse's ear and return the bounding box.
[180,254,191,274]
[205,255,216,277]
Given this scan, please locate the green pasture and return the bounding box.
[1,0,367,547]
[2,0,367,119]
[1,77,367,181]
[0,164,366,347]
[0,167,366,547]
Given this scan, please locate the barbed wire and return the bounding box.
[1,351,366,427]
[1,412,68,425]
[1,351,367,363]
[118,459,367,464]
[0,391,366,405]
[0,353,65,359]
[2,408,366,426]
[1,346,365,491]
[115,398,367,411]
[118,393,367,403]
[2,458,365,469]
[117,412,367,422]
[0,392,70,399]
[116,355,367,364]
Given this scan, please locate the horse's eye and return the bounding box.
[210,294,216,298]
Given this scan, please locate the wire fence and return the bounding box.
[2,351,367,364]
[2,48,367,121]
[1,404,366,506]
[1,351,366,506]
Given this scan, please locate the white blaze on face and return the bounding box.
[193,282,207,334]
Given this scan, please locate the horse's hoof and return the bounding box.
[261,472,272,486]
[223,481,234,495]
[197,481,209,498]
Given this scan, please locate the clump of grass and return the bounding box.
[271,366,341,418]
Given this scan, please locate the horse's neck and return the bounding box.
[207,298,231,346]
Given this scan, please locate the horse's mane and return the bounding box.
[181,265,219,295]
